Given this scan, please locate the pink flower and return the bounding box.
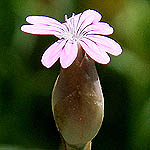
[21,9,122,68]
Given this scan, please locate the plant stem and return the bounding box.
[60,138,91,150]
[66,142,91,150]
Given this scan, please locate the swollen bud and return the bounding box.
[52,46,104,150]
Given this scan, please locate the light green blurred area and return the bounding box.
[0,0,150,149]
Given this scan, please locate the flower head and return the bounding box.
[21,9,122,68]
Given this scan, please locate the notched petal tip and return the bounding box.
[41,62,49,68]
[83,9,102,22]
[41,53,57,68]
[20,25,29,33]
[41,58,51,68]
[26,16,33,24]
[20,25,38,34]
[20,25,24,31]
[113,45,123,56]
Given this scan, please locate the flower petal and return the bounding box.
[81,9,102,23]
[80,38,110,64]
[86,22,114,35]
[86,35,122,56]
[21,25,62,36]
[60,41,78,68]
[26,16,62,26]
[76,9,102,32]
[41,40,66,68]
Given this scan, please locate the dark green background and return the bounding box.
[0,0,150,149]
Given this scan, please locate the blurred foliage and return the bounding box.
[0,0,150,149]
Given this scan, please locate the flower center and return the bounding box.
[63,32,76,41]
[61,14,86,42]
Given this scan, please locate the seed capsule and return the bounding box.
[52,47,104,149]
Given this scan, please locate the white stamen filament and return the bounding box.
[60,13,90,42]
